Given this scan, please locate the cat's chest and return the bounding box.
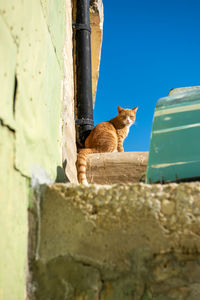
[116,127,129,139]
[126,125,131,136]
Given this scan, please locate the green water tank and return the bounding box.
[146,87,200,184]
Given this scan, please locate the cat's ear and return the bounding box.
[118,106,124,113]
[132,106,138,112]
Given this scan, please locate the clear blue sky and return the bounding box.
[93,0,200,151]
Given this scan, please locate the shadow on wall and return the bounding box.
[55,160,69,183]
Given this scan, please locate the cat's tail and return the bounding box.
[77,148,98,184]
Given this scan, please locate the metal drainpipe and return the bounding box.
[74,0,94,148]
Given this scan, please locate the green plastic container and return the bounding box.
[146,88,200,183]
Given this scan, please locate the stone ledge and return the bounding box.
[86,152,148,184]
[31,182,200,299]
[38,183,200,266]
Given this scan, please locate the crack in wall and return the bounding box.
[39,0,63,72]
[0,119,30,181]
[12,74,18,115]
[0,118,15,133]
[32,252,148,300]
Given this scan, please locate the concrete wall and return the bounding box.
[0,0,104,297]
[0,0,66,180]
[0,126,28,300]
[32,182,200,300]
[0,0,73,298]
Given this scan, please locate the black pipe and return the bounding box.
[75,0,94,147]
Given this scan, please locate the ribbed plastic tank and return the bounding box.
[146,87,200,183]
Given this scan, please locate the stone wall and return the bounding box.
[72,0,104,107]
[31,182,200,300]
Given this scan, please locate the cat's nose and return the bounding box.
[126,119,131,124]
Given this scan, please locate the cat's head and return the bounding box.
[118,106,138,126]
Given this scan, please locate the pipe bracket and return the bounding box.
[75,118,94,126]
[72,22,91,33]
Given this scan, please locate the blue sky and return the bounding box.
[93,0,200,151]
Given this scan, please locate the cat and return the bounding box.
[77,105,138,184]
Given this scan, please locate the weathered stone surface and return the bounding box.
[86,152,148,184]
[33,256,102,300]
[161,199,175,215]
[62,0,77,183]
[90,0,104,104]
[73,0,104,106]
[31,182,200,299]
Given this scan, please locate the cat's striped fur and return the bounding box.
[77,106,138,184]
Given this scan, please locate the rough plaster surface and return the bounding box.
[32,182,200,299]
[0,0,67,180]
[0,126,28,300]
[62,0,77,183]
[0,0,73,298]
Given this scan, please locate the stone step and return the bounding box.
[86,151,148,184]
[30,182,200,299]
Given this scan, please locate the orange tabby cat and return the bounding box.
[77,105,138,184]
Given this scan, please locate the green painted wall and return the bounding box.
[0,127,28,300]
[0,0,66,298]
